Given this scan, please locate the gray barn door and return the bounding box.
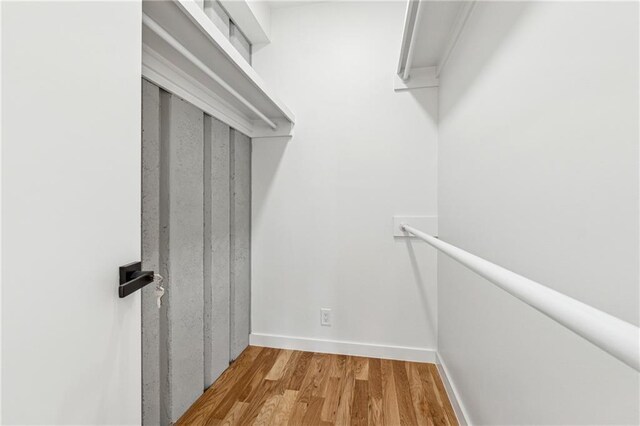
[141,79,251,425]
[204,115,231,387]
[230,130,251,360]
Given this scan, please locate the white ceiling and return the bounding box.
[267,1,328,10]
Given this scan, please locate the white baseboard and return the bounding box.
[250,333,436,363]
[436,353,471,425]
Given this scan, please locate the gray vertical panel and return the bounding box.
[141,79,161,426]
[230,130,251,360]
[161,94,205,423]
[203,115,231,387]
[229,22,251,64]
[204,0,230,38]
[159,90,171,426]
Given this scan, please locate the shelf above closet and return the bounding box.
[395,0,475,90]
[142,0,295,138]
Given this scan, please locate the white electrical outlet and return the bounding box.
[321,308,331,326]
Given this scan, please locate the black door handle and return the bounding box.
[119,261,155,298]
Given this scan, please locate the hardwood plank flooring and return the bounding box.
[176,347,459,426]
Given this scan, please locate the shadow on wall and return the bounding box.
[438,2,530,120]
[251,136,290,229]
[402,238,437,340]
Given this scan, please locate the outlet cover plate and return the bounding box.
[393,216,438,237]
[321,308,331,326]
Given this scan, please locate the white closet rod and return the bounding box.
[401,223,640,372]
[142,13,278,130]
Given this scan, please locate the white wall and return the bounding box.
[438,2,639,424]
[251,1,439,360]
[2,2,142,424]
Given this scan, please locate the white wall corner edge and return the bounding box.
[436,352,471,426]
[393,215,438,237]
[250,333,436,363]
[394,66,439,91]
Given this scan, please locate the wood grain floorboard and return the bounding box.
[266,350,294,381]
[405,363,431,426]
[301,396,325,426]
[393,360,418,425]
[252,394,282,426]
[381,359,401,426]
[416,364,448,426]
[368,358,384,426]
[334,357,356,425]
[272,390,298,426]
[288,402,308,425]
[287,351,314,391]
[350,380,369,426]
[218,401,247,426]
[177,346,262,425]
[176,347,459,426]
[320,377,342,423]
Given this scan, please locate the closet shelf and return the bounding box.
[142,0,295,138]
[395,0,475,90]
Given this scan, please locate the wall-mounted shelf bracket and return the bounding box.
[394,66,439,91]
[395,1,476,90]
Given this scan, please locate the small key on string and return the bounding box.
[154,274,165,309]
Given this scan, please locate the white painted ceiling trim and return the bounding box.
[142,0,294,138]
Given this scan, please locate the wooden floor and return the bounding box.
[177,346,459,426]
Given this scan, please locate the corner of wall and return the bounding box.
[435,352,471,426]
